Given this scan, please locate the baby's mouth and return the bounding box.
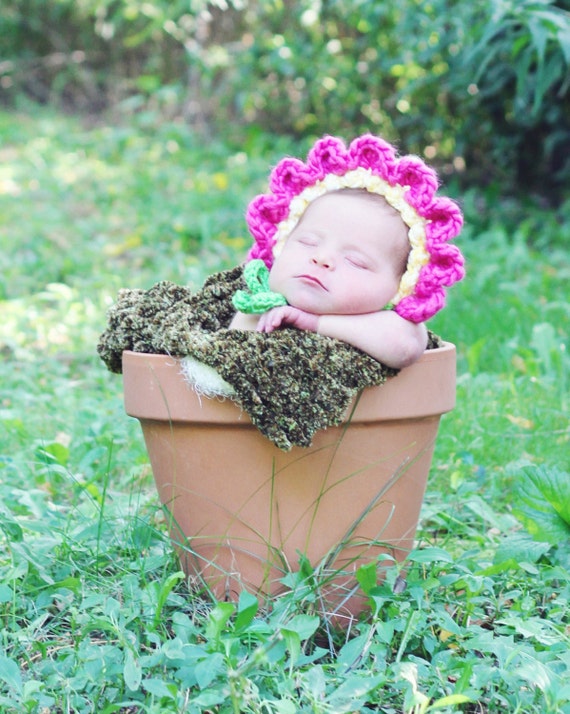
[296,274,327,290]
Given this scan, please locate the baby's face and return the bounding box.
[268,191,408,315]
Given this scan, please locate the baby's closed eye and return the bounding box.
[295,234,319,247]
[345,253,372,269]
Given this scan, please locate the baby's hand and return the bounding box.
[257,306,319,333]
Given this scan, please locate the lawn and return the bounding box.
[1,107,569,713]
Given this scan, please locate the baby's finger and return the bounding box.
[256,314,269,332]
[257,310,278,333]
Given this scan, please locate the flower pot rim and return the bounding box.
[122,341,456,426]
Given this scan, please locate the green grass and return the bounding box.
[1,107,569,713]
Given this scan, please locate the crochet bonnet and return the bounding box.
[245,134,465,323]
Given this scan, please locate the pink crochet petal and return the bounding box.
[395,289,446,323]
[424,196,464,244]
[394,156,438,214]
[247,243,274,267]
[246,194,290,268]
[410,250,463,295]
[246,194,289,235]
[306,136,351,180]
[269,157,313,197]
[348,134,397,181]
[427,243,466,286]
[246,232,275,267]
[397,243,465,322]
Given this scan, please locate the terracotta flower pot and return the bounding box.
[122,342,456,622]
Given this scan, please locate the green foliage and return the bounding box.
[0,110,272,303]
[0,0,185,110]
[1,481,569,711]
[513,464,570,545]
[455,0,570,196]
[2,0,569,196]
[463,0,570,117]
[1,109,569,712]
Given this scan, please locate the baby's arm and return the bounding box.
[229,311,261,331]
[230,307,318,332]
[315,310,427,368]
[246,305,427,369]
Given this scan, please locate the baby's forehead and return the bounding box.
[299,191,407,237]
[302,189,402,221]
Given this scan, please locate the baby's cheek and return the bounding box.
[268,257,294,295]
[341,280,392,314]
[267,266,282,293]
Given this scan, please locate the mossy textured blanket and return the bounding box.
[97,266,441,450]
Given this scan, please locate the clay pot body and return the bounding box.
[122,343,455,621]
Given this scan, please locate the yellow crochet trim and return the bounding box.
[272,167,429,305]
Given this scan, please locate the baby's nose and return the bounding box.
[311,250,333,269]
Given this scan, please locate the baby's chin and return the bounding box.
[283,293,383,316]
[278,286,328,314]
[280,281,391,316]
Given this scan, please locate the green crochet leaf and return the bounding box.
[231,259,287,314]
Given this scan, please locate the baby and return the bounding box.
[230,134,465,369]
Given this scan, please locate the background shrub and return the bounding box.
[1,0,569,198]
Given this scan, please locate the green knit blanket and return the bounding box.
[97,266,441,450]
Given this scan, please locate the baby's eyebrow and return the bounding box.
[300,224,325,237]
[343,243,373,257]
